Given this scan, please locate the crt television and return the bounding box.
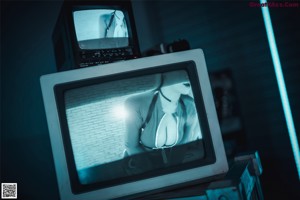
[40,49,228,200]
[52,0,140,71]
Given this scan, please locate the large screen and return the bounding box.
[73,9,129,50]
[40,49,228,200]
[62,68,208,186]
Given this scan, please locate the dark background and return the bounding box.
[1,0,300,199]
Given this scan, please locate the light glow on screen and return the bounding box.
[113,104,129,119]
[260,0,300,179]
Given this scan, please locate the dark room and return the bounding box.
[1,0,300,199]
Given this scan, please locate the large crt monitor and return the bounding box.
[52,0,140,71]
[40,49,228,200]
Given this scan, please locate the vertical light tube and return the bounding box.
[260,0,300,179]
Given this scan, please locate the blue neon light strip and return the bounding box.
[260,0,300,179]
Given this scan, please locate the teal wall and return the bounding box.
[134,1,300,199]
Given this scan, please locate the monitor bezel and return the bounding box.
[54,61,216,194]
[40,49,228,200]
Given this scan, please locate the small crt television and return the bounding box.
[40,49,228,200]
[52,0,140,71]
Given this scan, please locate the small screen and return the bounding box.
[64,69,206,186]
[73,9,129,50]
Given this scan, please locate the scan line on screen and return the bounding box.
[65,74,160,170]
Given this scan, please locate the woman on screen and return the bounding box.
[105,10,128,38]
[123,71,204,173]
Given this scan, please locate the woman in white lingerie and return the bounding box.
[124,71,203,168]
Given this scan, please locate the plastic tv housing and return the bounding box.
[52,0,140,71]
[40,49,228,200]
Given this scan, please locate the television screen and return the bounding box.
[40,49,228,200]
[73,9,129,50]
[52,0,140,70]
[62,68,208,186]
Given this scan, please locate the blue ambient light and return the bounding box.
[260,0,300,179]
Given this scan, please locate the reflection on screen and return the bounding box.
[73,9,129,49]
[65,70,204,184]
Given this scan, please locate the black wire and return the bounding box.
[105,10,116,37]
